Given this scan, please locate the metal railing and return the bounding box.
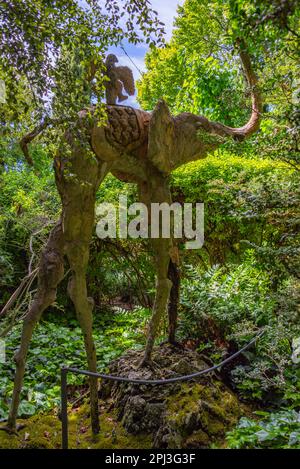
[60,329,265,449]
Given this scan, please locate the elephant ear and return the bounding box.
[148,99,176,174]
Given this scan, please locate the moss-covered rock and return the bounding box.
[100,344,247,448]
[0,345,249,449]
[157,381,241,448]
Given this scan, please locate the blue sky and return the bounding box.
[108,0,184,107]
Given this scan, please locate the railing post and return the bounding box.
[61,367,68,450]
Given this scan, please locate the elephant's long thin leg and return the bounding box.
[167,258,180,345]
[59,141,104,435]
[58,130,111,435]
[6,221,64,432]
[141,237,172,366]
[67,260,99,435]
[139,172,173,366]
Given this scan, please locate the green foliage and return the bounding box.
[230,171,300,281]
[93,174,155,307]
[0,1,300,452]
[0,146,59,302]
[180,259,274,334]
[88,238,154,309]
[0,0,165,128]
[138,0,300,168]
[0,150,155,316]
[1,146,298,411]
[178,260,300,404]
[171,154,296,270]
[0,306,150,420]
[138,0,247,125]
[231,319,300,404]
[226,410,300,449]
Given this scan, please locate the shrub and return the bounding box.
[178,259,300,404]
[0,306,150,420]
[226,410,300,449]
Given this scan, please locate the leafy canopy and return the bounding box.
[138,0,300,166]
[0,0,165,127]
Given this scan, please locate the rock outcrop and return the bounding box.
[100,344,244,448]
